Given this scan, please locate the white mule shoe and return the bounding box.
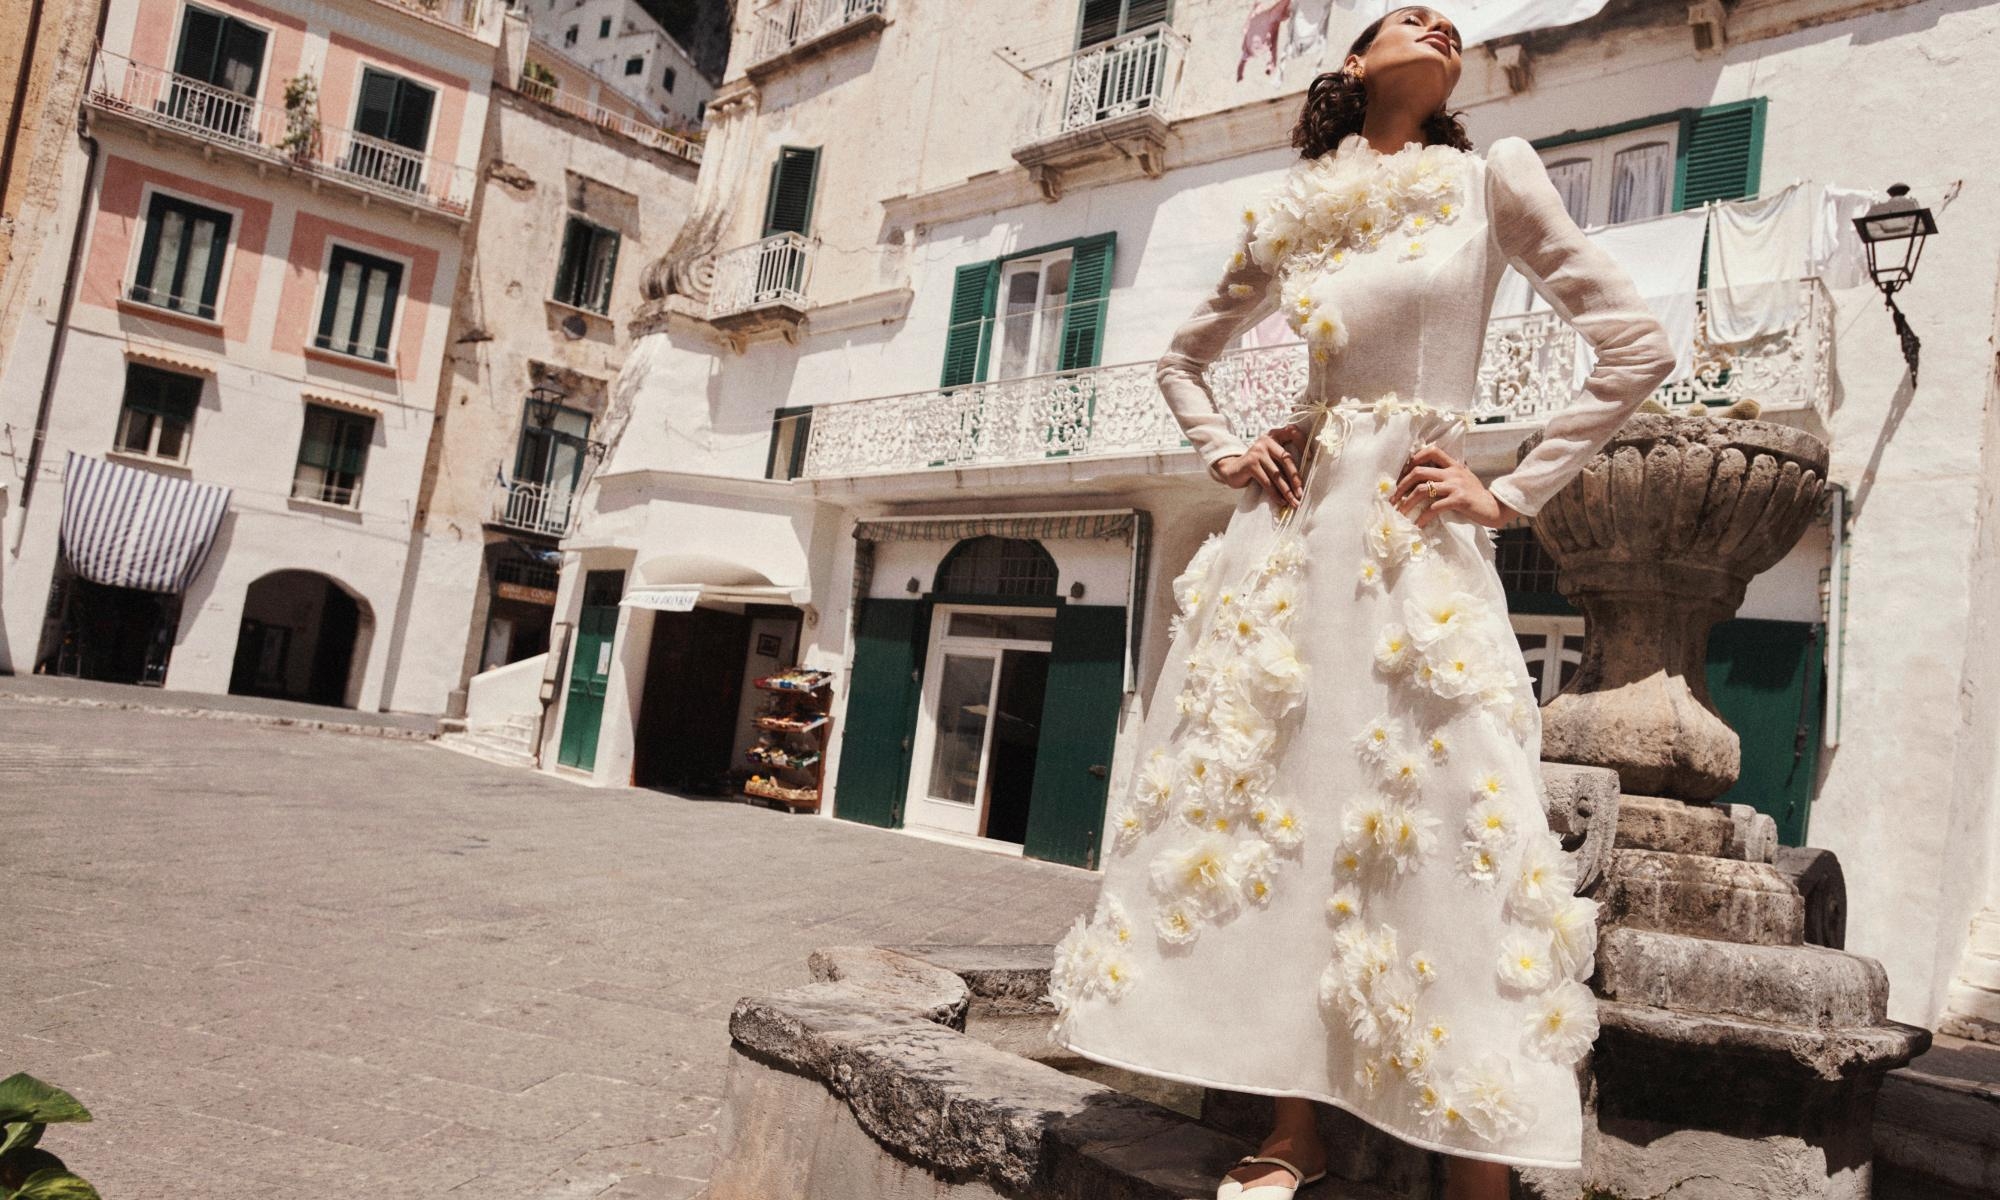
[1215,1154,1327,1199]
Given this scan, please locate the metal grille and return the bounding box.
[1494,527,1562,598]
[934,536,1059,596]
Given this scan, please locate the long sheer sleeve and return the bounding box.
[1156,221,1277,483]
[1483,135,1677,517]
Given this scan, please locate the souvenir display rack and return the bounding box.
[742,665,834,812]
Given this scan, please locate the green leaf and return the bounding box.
[10,1166,103,1200]
[0,1124,39,1159]
[0,1078,89,1128]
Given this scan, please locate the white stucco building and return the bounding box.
[527,0,714,131]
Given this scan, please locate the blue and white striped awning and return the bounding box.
[60,451,232,594]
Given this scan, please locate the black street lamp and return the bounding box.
[1852,183,1937,384]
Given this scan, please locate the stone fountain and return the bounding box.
[1518,413,1930,1199]
[691,414,1929,1200]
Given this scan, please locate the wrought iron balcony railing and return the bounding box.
[86,51,475,217]
[796,278,1834,480]
[517,74,702,163]
[750,0,887,70]
[1017,23,1187,146]
[707,232,815,320]
[492,479,576,538]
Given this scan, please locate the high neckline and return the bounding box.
[1334,131,1470,160]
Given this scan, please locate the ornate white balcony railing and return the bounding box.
[86,51,475,216]
[707,232,815,320]
[374,0,482,31]
[751,0,887,68]
[492,479,575,537]
[797,278,1833,479]
[517,74,702,163]
[1018,23,1187,145]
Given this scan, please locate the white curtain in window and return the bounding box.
[145,210,187,305]
[1610,141,1673,224]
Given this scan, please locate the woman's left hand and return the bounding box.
[1390,445,1517,528]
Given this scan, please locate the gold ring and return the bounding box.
[1426,481,1439,499]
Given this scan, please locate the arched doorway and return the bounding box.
[229,571,371,707]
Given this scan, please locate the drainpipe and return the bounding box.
[12,16,111,556]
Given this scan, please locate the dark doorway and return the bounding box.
[633,606,750,795]
[230,571,369,707]
[981,647,1050,845]
[42,572,181,685]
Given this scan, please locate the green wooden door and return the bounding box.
[558,572,625,770]
[1023,604,1127,868]
[833,598,931,828]
[1705,617,1822,847]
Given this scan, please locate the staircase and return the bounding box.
[436,713,540,769]
[1874,1033,2000,1198]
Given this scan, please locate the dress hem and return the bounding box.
[1047,1033,1585,1172]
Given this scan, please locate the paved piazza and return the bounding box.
[1,699,1100,1197]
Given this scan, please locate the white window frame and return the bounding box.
[989,248,1075,383]
[1536,122,1680,229]
[1510,613,1586,705]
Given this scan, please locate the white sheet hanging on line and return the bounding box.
[1812,183,1882,291]
[1363,0,1616,47]
[1705,180,1812,345]
[1493,207,1708,388]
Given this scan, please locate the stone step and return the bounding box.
[466,723,536,753]
[434,733,536,770]
[1874,1034,2000,1198]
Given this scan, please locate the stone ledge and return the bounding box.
[1598,999,1930,1082]
[717,944,1322,1199]
[1595,926,1887,1028]
[1596,848,1806,945]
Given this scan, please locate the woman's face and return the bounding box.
[1349,6,1463,107]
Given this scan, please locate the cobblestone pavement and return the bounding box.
[1,700,1100,1198]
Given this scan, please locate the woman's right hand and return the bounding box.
[1215,424,1307,509]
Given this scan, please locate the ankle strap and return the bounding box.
[1234,1155,1304,1184]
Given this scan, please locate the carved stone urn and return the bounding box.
[1519,414,1829,800]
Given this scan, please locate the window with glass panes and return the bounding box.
[1076,0,1172,48]
[292,404,373,507]
[168,5,267,137]
[552,217,620,314]
[940,233,1115,388]
[315,245,403,363]
[114,364,202,462]
[130,192,232,319]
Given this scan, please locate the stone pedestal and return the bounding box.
[1512,415,1929,1199]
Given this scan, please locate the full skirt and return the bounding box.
[1045,397,1598,1170]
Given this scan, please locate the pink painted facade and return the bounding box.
[0,0,501,710]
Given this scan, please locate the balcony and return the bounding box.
[86,51,475,218]
[517,74,702,163]
[795,278,1834,481]
[491,479,575,538]
[746,0,888,81]
[373,0,483,32]
[1012,24,1187,203]
[706,232,815,344]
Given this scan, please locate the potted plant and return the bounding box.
[280,73,322,167]
[0,1073,99,1198]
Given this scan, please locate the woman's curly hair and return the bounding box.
[1290,6,1473,161]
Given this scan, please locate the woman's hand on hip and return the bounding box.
[1390,445,1517,528]
[1215,423,1308,509]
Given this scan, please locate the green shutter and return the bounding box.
[1677,98,1765,210]
[1705,617,1821,848]
[762,146,819,237]
[298,408,334,471]
[1676,98,1764,300]
[1124,0,1171,30]
[554,218,584,304]
[940,261,998,388]
[832,598,932,828]
[1022,603,1126,868]
[336,414,373,476]
[1078,0,1172,45]
[1057,232,1115,372]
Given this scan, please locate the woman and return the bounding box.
[1043,7,1676,1199]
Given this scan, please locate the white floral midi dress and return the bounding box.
[1044,133,1677,1171]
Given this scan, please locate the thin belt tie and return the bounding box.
[1271,392,1475,529]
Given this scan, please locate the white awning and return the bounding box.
[59,451,231,594]
[622,583,809,611]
